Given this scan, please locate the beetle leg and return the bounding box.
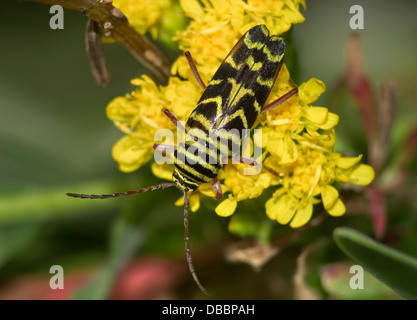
[263,165,284,177]
[230,156,284,178]
[211,178,223,200]
[231,156,258,166]
[183,191,212,297]
[162,108,187,134]
[230,156,283,179]
[261,79,298,113]
[185,51,206,90]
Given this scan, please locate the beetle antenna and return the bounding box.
[183,191,212,298]
[66,182,176,199]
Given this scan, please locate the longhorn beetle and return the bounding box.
[67,25,298,297]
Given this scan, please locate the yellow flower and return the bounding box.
[112,134,154,172]
[263,144,374,228]
[255,75,373,227]
[163,71,204,119]
[106,75,173,172]
[112,0,171,38]
[214,164,272,217]
[321,185,345,217]
[215,195,237,217]
[106,0,375,230]
[109,0,307,173]
[177,0,306,77]
[335,155,375,185]
[266,190,318,228]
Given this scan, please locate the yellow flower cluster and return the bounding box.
[214,65,374,227]
[176,0,306,77]
[112,0,171,38]
[106,0,374,228]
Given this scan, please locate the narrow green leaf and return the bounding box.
[0,224,41,268]
[72,217,146,300]
[321,262,400,300]
[334,227,417,300]
[0,180,120,222]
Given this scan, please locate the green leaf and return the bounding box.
[0,180,120,223]
[0,224,41,268]
[334,227,417,300]
[72,217,146,300]
[321,262,400,300]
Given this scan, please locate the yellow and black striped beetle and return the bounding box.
[68,25,298,296]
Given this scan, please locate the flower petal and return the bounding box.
[275,63,290,85]
[230,5,244,31]
[319,129,336,148]
[189,193,200,212]
[198,183,216,198]
[265,197,277,220]
[298,78,326,105]
[254,129,264,148]
[327,198,346,217]
[266,194,297,224]
[180,0,204,18]
[280,137,298,164]
[290,201,313,228]
[175,196,184,207]
[257,173,272,189]
[321,184,339,210]
[151,163,174,181]
[267,137,283,156]
[349,164,375,186]
[106,96,137,122]
[215,196,237,217]
[306,107,328,125]
[319,112,339,130]
[112,136,153,172]
[337,155,363,169]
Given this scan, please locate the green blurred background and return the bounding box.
[0,0,416,299]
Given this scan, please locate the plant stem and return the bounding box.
[24,0,171,84]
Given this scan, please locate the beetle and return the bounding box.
[67,25,298,296]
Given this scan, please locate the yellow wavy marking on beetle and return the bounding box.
[246,55,263,71]
[194,96,224,123]
[187,128,208,140]
[226,54,263,72]
[209,130,241,146]
[227,78,255,107]
[263,45,284,63]
[253,99,261,112]
[256,75,275,87]
[244,36,284,63]
[243,37,263,51]
[188,113,212,131]
[226,55,242,71]
[259,25,269,37]
[219,108,248,129]
[208,79,223,86]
